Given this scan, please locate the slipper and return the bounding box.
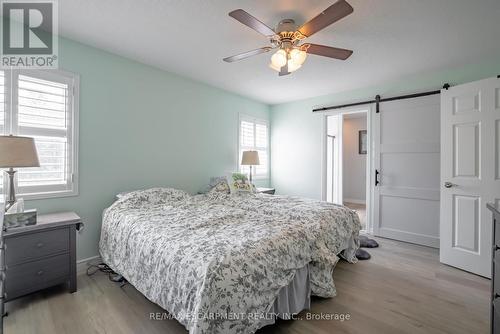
[356,248,371,260]
[359,235,379,248]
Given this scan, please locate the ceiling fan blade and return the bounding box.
[297,0,353,38]
[304,43,353,60]
[223,47,273,62]
[229,9,276,37]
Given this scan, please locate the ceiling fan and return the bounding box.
[223,0,354,76]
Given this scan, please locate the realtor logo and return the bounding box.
[1,0,58,68]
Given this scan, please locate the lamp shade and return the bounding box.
[0,135,40,168]
[241,150,260,166]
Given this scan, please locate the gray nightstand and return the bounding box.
[2,212,82,302]
[256,187,276,195]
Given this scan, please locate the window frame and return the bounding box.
[238,114,269,180]
[2,68,79,200]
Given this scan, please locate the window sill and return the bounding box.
[252,176,269,181]
[17,189,79,201]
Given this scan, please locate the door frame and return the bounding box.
[321,104,376,233]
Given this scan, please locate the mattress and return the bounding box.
[99,188,360,334]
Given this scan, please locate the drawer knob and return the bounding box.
[37,270,44,276]
[36,242,44,248]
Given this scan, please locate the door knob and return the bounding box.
[444,182,454,188]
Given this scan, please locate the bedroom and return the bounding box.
[0,0,499,333]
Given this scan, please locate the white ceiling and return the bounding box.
[59,0,500,105]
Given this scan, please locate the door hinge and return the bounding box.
[375,95,381,113]
[375,169,380,186]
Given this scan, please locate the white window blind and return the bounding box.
[239,116,269,179]
[1,70,79,199]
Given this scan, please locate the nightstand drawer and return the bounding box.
[5,254,70,300]
[5,228,70,265]
[494,298,500,334]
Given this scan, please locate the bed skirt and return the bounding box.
[258,264,311,329]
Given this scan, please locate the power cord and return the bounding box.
[86,263,128,288]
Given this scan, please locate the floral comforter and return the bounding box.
[99,188,361,334]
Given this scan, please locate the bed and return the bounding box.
[99,187,360,334]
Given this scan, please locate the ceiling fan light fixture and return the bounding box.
[290,48,307,66]
[224,1,354,76]
[271,49,287,68]
[268,62,281,72]
[287,59,302,73]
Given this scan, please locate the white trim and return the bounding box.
[366,104,375,234]
[321,113,342,204]
[320,105,374,233]
[378,228,439,248]
[343,198,366,205]
[238,113,269,180]
[77,255,101,276]
[320,116,327,201]
[2,68,79,200]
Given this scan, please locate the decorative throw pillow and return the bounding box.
[227,172,255,194]
[206,182,231,200]
[209,178,230,194]
[198,176,230,194]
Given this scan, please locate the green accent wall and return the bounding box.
[24,37,270,261]
[270,59,500,200]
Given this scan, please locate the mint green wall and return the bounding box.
[24,38,270,261]
[270,59,500,200]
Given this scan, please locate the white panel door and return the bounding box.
[440,77,500,278]
[373,94,441,247]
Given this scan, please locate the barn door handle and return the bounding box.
[375,169,380,186]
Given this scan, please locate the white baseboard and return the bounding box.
[343,198,365,205]
[377,227,439,248]
[77,255,102,276]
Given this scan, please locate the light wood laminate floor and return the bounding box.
[5,237,489,334]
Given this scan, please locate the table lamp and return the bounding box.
[241,150,260,183]
[0,135,40,211]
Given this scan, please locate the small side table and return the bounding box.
[2,212,82,302]
[256,187,276,195]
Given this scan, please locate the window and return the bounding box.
[1,69,79,199]
[239,115,269,179]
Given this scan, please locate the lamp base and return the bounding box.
[5,168,16,212]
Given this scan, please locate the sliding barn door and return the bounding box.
[440,77,500,278]
[373,94,440,247]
